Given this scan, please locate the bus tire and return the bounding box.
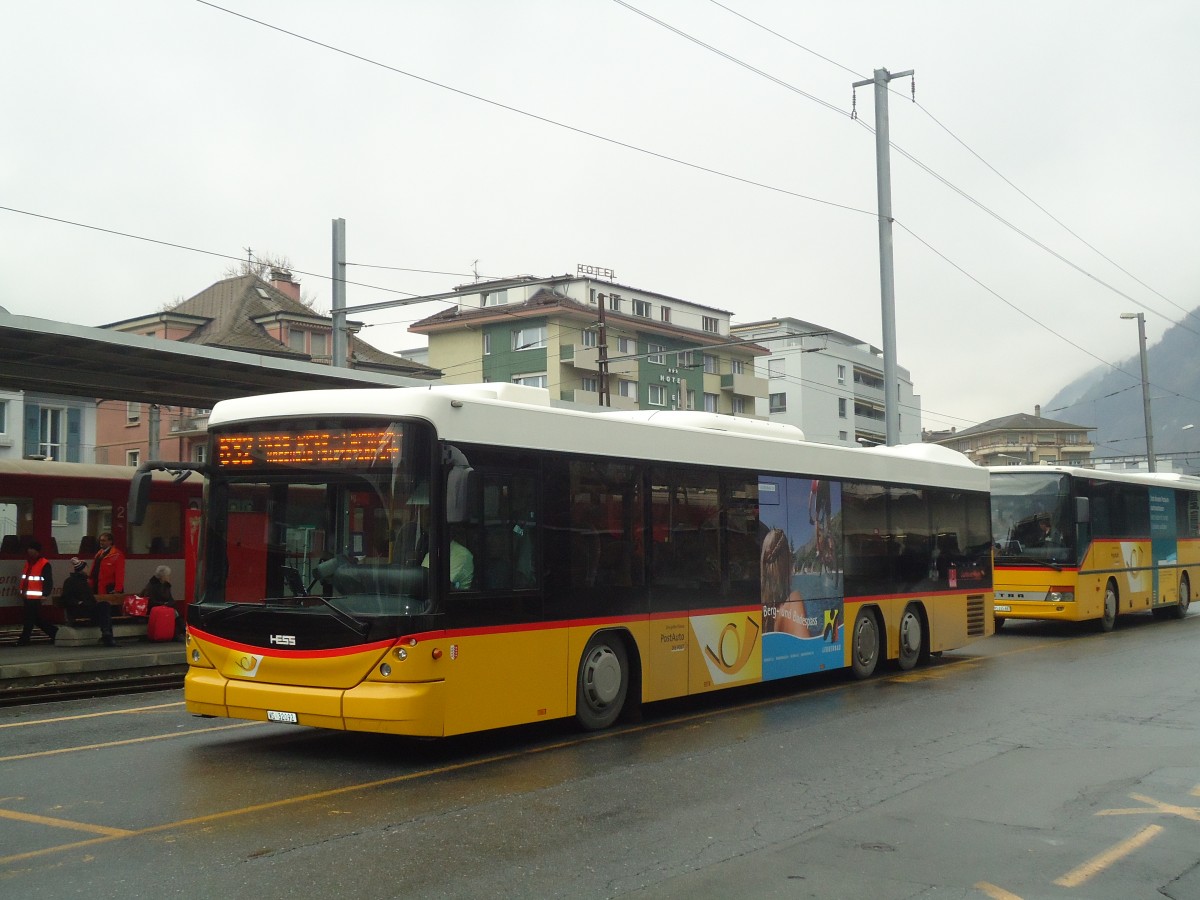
[851,607,880,679]
[896,603,923,671]
[576,633,629,731]
[993,615,1005,632]
[1170,574,1191,620]
[1098,580,1118,633]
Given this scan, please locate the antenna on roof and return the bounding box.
[471,260,479,282]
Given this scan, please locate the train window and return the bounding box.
[0,497,34,555]
[129,501,182,555]
[51,498,113,555]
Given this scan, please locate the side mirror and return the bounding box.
[128,470,153,526]
[1075,496,1090,524]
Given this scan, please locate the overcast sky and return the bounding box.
[4,1,1198,433]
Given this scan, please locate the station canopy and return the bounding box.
[0,311,431,408]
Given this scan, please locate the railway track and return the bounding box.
[0,667,186,707]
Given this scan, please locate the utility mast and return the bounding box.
[853,67,912,446]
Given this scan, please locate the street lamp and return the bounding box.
[1120,312,1155,472]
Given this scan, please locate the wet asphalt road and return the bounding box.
[3,611,1200,899]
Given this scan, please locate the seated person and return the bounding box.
[61,557,116,646]
[142,565,185,640]
[421,531,474,590]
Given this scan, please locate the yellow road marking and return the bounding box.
[0,701,185,730]
[0,722,261,763]
[1098,792,1200,823]
[1053,824,1163,887]
[974,882,1023,900]
[0,808,135,837]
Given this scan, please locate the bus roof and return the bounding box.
[989,464,1200,492]
[209,384,989,492]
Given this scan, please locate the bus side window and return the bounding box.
[478,473,538,591]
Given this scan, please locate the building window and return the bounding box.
[581,329,597,348]
[703,354,718,374]
[617,336,634,354]
[193,443,207,464]
[288,328,306,352]
[648,384,665,406]
[838,398,847,418]
[731,359,745,374]
[732,397,746,415]
[633,299,651,318]
[660,306,671,323]
[647,343,665,364]
[618,379,638,399]
[678,350,696,367]
[839,430,848,441]
[512,373,548,388]
[484,289,508,306]
[0,400,6,434]
[768,358,785,377]
[311,331,328,356]
[608,294,622,312]
[703,393,718,413]
[837,364,846,384]
[512,325,547,351]
[126,449,140,467]
[39,408,64,460]
[483,333,491,355]
[769,392,787,413]
[686,389,696,410]
[581,376,599,393]
[126,402,140,425]
[702,316,718,334]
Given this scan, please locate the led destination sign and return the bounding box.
[216,428,402,468]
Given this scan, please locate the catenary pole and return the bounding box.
[331,218,348,368]
[853,67,912,446]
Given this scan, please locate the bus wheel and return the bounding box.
[576,634,629,731]
[851,608,880,679]
[897,604,923,671]
[1170,575,1191,620]
[1098,581,1118,633]
[993,615,1005,632]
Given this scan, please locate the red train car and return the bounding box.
[0,459,201,627]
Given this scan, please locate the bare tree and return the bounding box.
[223,252,319,309]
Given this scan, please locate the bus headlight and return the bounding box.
[379,663,392,678]
[1046,590,1074,603]
[394,647,408,661]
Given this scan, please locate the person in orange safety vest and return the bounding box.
[18,540,58,645]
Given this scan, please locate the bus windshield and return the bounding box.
[990,471,1075,565]
[199,420,433,617]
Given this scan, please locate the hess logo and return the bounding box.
[269,634,297,646]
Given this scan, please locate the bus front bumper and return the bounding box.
[185,668,446,737]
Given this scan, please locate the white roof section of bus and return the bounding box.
[989,464,1200,492]
[210,385,988,492]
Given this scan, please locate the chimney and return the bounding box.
[270,268,301,301]
[1034,404,1041,418]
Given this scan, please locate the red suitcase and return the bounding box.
[147,605,176,642]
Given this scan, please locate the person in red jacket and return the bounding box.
[18,540,58,645]
[89,531,126,595]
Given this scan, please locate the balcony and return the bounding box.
[169,412,211,439]
[720,371,768,398]
[559,387,638,411]
[559,345,637,377]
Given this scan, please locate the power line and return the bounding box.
[193,0,874,220]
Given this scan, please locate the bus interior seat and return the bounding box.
[78,535,99,556]
[0,535,19,555]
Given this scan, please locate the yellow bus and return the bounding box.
[134,384,993,737]
[990,465,1199,631]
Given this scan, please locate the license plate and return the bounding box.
[267,710,298,724]
[994,605,1011,613]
